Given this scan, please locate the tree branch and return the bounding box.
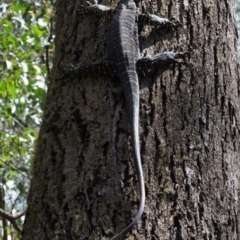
[0,208,26,233]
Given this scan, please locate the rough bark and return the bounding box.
[22,0,240,239]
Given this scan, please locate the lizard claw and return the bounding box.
[86,0,97,6]
[148,14,175,27]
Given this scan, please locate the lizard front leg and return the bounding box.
[138,13,175,27]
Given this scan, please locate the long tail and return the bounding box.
[111,74,145,239]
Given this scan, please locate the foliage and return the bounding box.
[0,0,54,238]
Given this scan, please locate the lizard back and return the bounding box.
[107,0,140,121]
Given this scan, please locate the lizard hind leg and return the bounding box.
[57,61,117,80]
[136,51,187,75]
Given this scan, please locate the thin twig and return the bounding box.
[0,158,29,179]
[0,208,26,233]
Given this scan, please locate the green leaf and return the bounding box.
[0,80,7,97]
[6,82,17,98]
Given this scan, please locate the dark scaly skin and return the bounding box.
[106,0,144,239]
[107,0,145,239]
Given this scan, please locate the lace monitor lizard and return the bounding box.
[60,0,185,238]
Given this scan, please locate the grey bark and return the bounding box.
[22,0,240,239]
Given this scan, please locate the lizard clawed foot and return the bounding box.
[86,0,98,6]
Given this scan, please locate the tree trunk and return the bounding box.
[22,0,240,239]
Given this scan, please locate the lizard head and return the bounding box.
[116,0,137,10]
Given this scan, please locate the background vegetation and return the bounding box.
[0,0,54,239]
[0,0,239,239]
